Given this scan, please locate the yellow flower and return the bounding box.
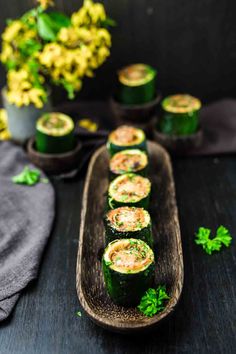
[28,88,45,108]
[0,43,14,63]
[72,0,106,27]
[6,66,46,108]
[78,118,98,132]
[2,0,112,103]
[0,109,11,140]
[37,0,54,10]
[2,20,24,43]
[96,28,111,46]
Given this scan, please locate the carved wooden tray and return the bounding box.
[76,141,184,333]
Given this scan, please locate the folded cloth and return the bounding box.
[0,141,55,321]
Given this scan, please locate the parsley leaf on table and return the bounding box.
[137,285,170,317]
[12,166,48,186]
[195,226,232,255]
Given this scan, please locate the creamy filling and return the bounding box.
[162,94,201,114]
[107,207,150,231]
[110,149,148,174]
[37,113,74,136]
[118,64,155,87]
[109,126,145,146]
[109,174,151,203]
[104,239,154,273]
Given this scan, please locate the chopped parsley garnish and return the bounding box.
[138,285,170,317]
[76,311,82,317]
[136,221,143,229]
[195,226,232,255]
[116,221,124,227]
[12,166,48,186]
[108,196,115,209]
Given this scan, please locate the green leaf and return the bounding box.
[195,226,232,254]
[21,8,38,25]
[5,60,17,70]
[101,17,116,28]
[215,225,232,247]
[12,166,41,186]
[108,196,114,209]
[37,13,57,41]
[37,11,71,41]
[19,39,43,58]
[48,12,71,31]
[76,311,82,317]
[138,285,170,317]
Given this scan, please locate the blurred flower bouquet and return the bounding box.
[1,0,112,109]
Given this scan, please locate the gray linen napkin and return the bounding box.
[0,141,55,321]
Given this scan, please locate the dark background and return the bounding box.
[0,2,236,353]
[1,0,236,102]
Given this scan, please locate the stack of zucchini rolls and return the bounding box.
[102,125,155,307]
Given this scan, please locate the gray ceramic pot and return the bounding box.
[2,88,52,143]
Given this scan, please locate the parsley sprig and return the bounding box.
[138,285,170,317]
[195,226,232,255]
[12,166,48,186]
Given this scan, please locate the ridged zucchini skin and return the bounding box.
[116,64,157,105]
[158,110,199,136]
[107,193,150,211]
[117,79,156,105]
[102,256,155,307]
[36,130,74,154]
[107,139,147,157]
[104,215,153,248]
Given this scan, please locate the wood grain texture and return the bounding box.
[1,0,236,102]
[76,142,184,332]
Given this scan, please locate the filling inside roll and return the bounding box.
[108,126,145,147]
[106,207,150,232]
[109,174,151,203]
[104,239,154,274]
[110,149,148,174]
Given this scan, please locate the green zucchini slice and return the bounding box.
[109,149,148,179]
[104,207,153,247]
[158,94,201,136]
[116,63,157,105]
[36,112,75,154]
[102,238,155,306]
[108,173,151,210]
[107,125,147,156]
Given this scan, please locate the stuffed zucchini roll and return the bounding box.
[36,112,75,154]
[108,173,151,210]
[107,126,147,156]
[104,207,153,247]
[116,63,157,105]
[158,94,201,136]
[102,238,155,306]
[109,149,148,179]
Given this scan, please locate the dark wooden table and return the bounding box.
[0,154,235,354]
[0,98,236,354]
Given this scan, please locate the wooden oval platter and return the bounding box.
[76,141,184,333]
